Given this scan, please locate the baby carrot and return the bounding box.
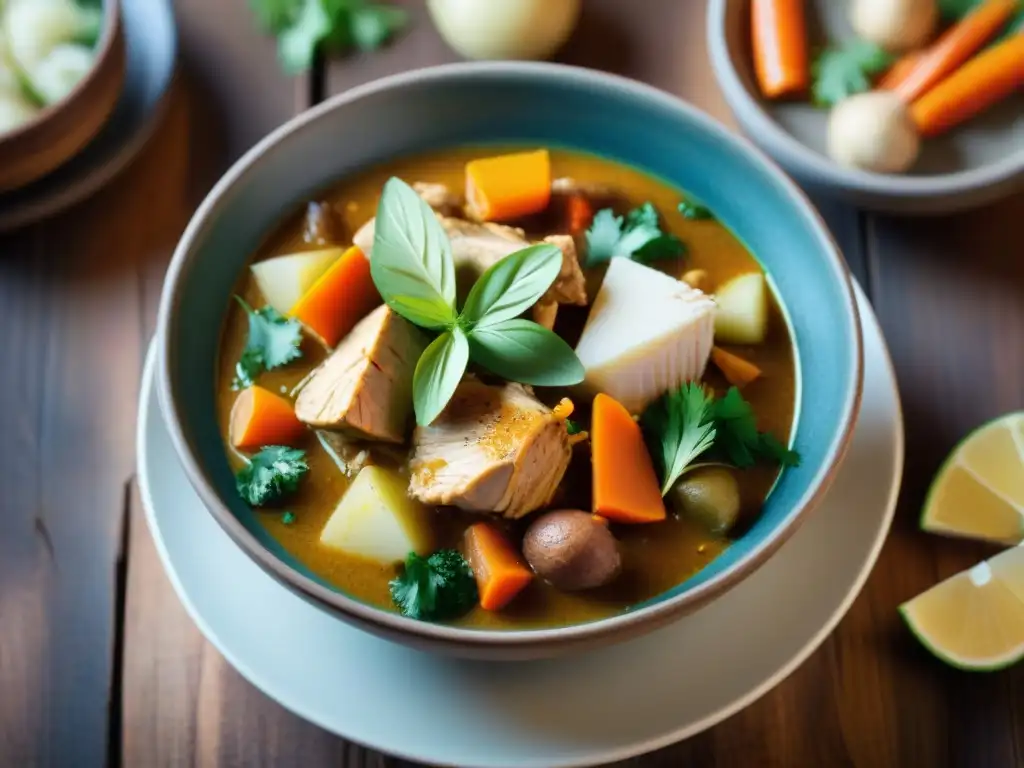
[591,393,666,524]
[711,346,763,388]
[911,33,1024,137]
[465,149,551,222]
[892,0,1019,103]
[289,245,380,347]
[231,385,305,450]
[878,50,926,90]
[751,0,809,99]
[464,523,533,611]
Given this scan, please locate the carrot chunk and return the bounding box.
[711,346,763,388]
[289,245,380,347]
[591,393,666,524]
[231,385,305,449]
[464,523,533,611]
[911,33,1024,138]
[465,149,551,222]
[751,0,810,99]
[566,193,594,234]
[891,0,1019,103]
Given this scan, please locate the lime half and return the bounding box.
[900,545,1024,670]
[921,413,1024,545]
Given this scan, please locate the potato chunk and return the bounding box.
[714,272,768,345]
[320,466,433,564]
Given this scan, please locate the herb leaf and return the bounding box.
[641,382,717,495]
[468,319,585,387]
[233,297,304,389]
[413,327,469,426]
[236,446,309,506]
[565,418,583,435]
[460,243,563,328]
[390,549,478,621]
[585,202,686,267]
[938,0,982,20]
[709,387,801,468]
[371,177,457,330]
[812,41,895,107]
[276,0,332,74]
[678,199,715,221]
[349,3,408,50]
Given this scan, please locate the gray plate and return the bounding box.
[0,0,177,232]
[708,0,1024,214]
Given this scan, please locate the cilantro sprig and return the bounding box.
[642,384,800,495]
[236,446,309,506]
[249,0,408,74]
[811,41,895,107]
[678,199,715,221]
[370,177,584,426]
[389,550,478,621]
[232,298,304,390]
[584,202,686,267]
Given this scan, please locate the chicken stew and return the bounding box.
[217,147,799,629]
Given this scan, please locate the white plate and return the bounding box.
[138,284,902,768]
[0,0,176,232]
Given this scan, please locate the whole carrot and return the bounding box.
[751,0,809,99]
[878,50,925,90]
[889,0,1019,102]
[911,33,1024,137]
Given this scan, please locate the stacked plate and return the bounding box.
[0,0,176,231]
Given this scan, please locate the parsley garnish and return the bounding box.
[811,41,895,107]
[565,418,583,435]
[249,0,408,73]
[642,384,800,493]
[678,199,715,221]
[281,511,296,525]
[709,387,801,469]
[389,550,478,621]
[232,297,304,390]
[236,446,309,506]
[641,382,718,495]
[584,203,686,267]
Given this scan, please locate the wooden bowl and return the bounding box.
[0,0,126,193]
[708,0,1024,214]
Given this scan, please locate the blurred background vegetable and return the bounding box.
[426,0,581,61]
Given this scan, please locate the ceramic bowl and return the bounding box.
[708,0,1024,214]
[0,0,126,193]
[156,62,862,660]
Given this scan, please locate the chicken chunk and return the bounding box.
[409,380,572,519]
[352,182,462,252]
[295,305,428,443]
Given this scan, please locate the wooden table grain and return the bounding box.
[0,1,1021,766]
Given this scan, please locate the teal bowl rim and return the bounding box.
[706,0,1024,206]
[156,61,863,652]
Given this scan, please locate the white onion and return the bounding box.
[851,0,937,51]
[4,0,90,67]
[30,43,93,104]
[0,91,38,133]
[427,0,581,61]
[827,91,920,174]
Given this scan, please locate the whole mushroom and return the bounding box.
[827,91,920,173]
[851,0,937,51]
[522,510,622,591]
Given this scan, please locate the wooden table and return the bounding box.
[1,2,1021,766]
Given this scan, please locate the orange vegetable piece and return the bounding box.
[230,385,305,450]
[878,50,926,91]
[566,193,594,234]
[751,0,809,99]
[465,149,551,222]
[892,0,1019,103]
[464,523,533,611]
[289,245,380,347]
[590,394,666,524]
[711,346,763,388]
[911,33,1024,138]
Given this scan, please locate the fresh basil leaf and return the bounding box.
[468,319,584,386]
[413,327,469,426]
[371,177,457,330]
[460,244,562,328]
[277,0,331,74]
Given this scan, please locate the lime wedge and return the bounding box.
[921,413,1024,545]
[900,546,1024,670]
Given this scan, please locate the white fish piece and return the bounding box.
[574,257,716,414]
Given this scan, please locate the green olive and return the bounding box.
[668,467,741,535]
